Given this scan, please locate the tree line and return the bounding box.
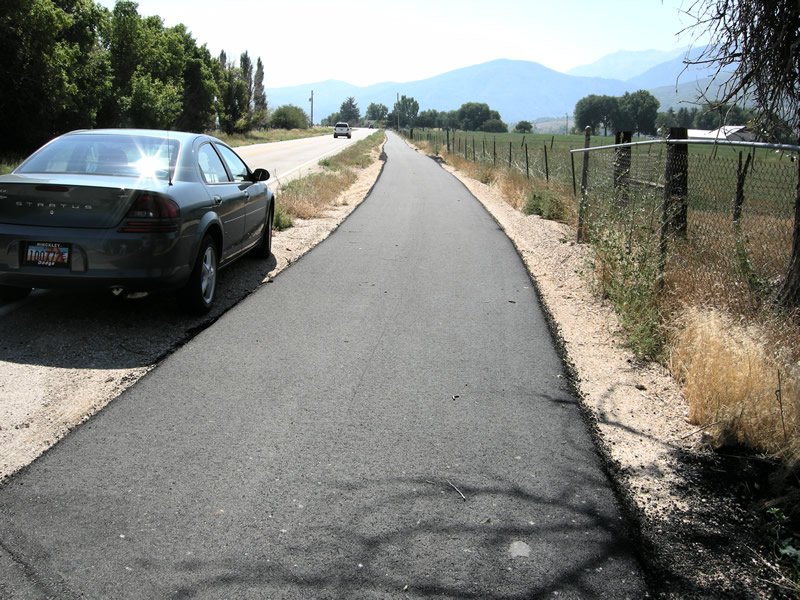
[2,0,270,155]
[321,96,511,134]
[573,90,791,140]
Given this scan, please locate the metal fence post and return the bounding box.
[577,126,591,243]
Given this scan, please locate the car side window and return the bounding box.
[215,144,250,183]
[198,144,230,184]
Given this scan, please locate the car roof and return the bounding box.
[64,129,211,144]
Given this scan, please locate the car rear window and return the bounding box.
[335,123,349,128]
[18,134,181,179]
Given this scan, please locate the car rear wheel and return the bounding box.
[0,285,31,303]
[180,235,217,315]
[251,203,273,259]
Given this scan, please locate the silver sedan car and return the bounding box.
[0,129,274,314]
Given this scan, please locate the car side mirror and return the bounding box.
[252,168,270,182]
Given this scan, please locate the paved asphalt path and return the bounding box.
[0,133,647,598]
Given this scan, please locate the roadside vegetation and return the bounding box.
[272,131,384,229]
[213,127,333,147]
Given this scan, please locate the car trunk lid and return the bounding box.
[0,175,166,229]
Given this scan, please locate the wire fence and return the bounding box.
[406,127,799,310]
[573,137,799,307]
[407,129,581,187]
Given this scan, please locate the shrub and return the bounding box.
[270,104,310,130]
[479,119,508,133]
[523,187,568,221]
[273,203,292,230]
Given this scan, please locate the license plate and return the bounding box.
[25,242,70,268]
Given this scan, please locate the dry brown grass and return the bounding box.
[423,142,576,224]
[669,305,800,461]
[277,132,383,220]
[278,170,357,219]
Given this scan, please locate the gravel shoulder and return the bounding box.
[0,136,791,598]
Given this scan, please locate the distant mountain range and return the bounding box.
[267,46,723,125]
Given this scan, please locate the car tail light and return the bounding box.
[119,192,180,233]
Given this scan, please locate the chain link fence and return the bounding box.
[573,137,799,308]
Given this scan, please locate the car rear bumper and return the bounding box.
[0,225,193,292]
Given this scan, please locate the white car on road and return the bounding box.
[333,122,351,139]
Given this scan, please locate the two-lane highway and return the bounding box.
[236,127,375,189]
[0,132,647,598]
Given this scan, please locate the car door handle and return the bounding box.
[212,195,222,204]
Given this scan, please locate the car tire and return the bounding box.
[347,134,351,139]
[0,285,31,303]
[251,203,273,259]
[180,235,218,315]
[333,134,337,138]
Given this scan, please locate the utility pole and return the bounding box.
[309,90,314,127]
[396,93,400,131]
[565,113,569,135]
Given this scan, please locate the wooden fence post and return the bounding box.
[508,142,512,169]
[446,129,450,153]
[613,131,632,205]
[544,143,549,182]
[577,126,592,243]
[661,127,689,271]
[664,127,689,237]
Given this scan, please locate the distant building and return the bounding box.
[687,125,756,142]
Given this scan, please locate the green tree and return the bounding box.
[216,51,251,134]
[0,0,112,152]
[175,41,219,132]
[515,120,533,133]
[655,108,678,132]
[574,95,619,136]
[339,97,360,123]
[119,68,182,128]
[252,57,268,129]
[270,104,309,130]
[239,51,253,113]
[456,102,501,132]
[365,103,388,121]
[415,109,440,129]
[479,119,508,133]
[676,107,695,128]
[394,95,419,128]
[618,90,660,136]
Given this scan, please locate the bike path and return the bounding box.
[0,132,647,598]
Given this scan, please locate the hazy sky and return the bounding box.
[95,0,704,88]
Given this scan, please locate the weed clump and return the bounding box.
[669,305,800,458]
